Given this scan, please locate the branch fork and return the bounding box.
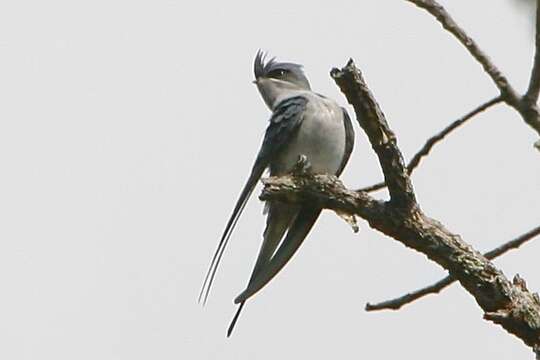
[261,0,540,351]
[261,60,540,351]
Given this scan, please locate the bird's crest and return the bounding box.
[253,50,305,80]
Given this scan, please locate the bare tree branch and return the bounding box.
[405,97,503,172]
[261,60,540,351]
[359,96,503,193]
[366,225,540,311]
[521,0,540,146]
[405,0,540,140]
[406,0,518,99]
[366,275,454,311]
[330,61,416,208]
[358,181,387,193]
[525,0,540,104]
[484,225,540,259]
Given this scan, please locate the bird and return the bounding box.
[199,50,355,336]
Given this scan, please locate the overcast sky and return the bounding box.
[1,0,539,359]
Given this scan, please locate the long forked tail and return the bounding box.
[227,302,246,337]
[226,204,296,336]
[198,163,266,305]
[226,208,320,336]
[235,207,322,304]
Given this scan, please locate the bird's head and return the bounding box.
[253,50,311,109]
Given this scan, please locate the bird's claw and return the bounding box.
[292,154,312,175]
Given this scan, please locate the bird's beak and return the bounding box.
[252,79,258,84]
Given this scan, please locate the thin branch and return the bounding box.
[405,0,540,140]
[525,0,540,105]
[406,0,518,100]
[521,0,540,143]
[406,96,503,172]
[366,225,540,311]
[484,225,540,259]
[359,181,386,193]
[358,96,503,193]
[366,276,453,311]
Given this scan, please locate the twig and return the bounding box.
[366,225,540,311]
[358,96,503,193]
[520,0,540,143]
[359,181,386,193]
[525,0,540,105]
[484,225,540,259]
[405,0,540,140]
[366,276,453,311]
[406,97,503,172]
[406,0,517,100]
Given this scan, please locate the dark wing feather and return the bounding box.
[198,96,309,304]
[336,108,355,177]
[234,207,322,304]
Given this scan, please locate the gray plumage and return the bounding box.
[199,51,355,336]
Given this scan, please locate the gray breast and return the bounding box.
[271,94,346,176]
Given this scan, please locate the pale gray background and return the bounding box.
[0,0,539,359]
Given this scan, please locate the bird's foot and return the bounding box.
[291,154,312,176]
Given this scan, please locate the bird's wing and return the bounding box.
[198,96,309,304]
[336,108,355,177]
[234,207,322,303]
[250,202,298,280]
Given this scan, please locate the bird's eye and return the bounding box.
[269,69,287,78]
